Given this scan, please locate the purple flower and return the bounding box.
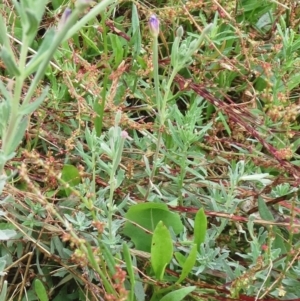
[58,8,72,31]
[148,14,159,37]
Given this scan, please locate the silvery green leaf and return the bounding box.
[19,86,49,115]
[0,15,13,54]
[0,80,11,101]
[6,117,28,155]
[0,278,7,295]
[28,0,48,24]
[1,47,20,76]
[0,174,6,194]
[0,195,13,205]
[25,9,38,36]
[0,100,10,132]
[131,4,141,57]
[0,229,17,240]
[171,35,180,69]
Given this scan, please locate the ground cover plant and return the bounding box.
[1,0,300,300]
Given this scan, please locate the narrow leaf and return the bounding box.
[34,279,49,301]
[194,208,207,250]
[19,86,49,115]
[131,3,141,56]
[176,244,197,284]
[160,286,196,301]
[25,9,39,36]
[0,15,13,54]
[258,197,286,253]
[1,47,20,76]
[123,243,135,301]
[0,280,7,300]
[151,221,173,280]
[0,80,11,101]
[6,116,28,155]
[25,29,56,77]
[258,197,274,221]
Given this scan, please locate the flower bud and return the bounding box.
[176,26,184,38]
[148,14,159,37]
[57,8,72,31]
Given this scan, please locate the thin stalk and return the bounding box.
[94,13,109,136]
[146,33,161,197]
[146,30,179,198]
[0,33,30,173]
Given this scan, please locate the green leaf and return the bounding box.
[258,197,286,254]
[109,33,124,67]
[258,197,274,221]
[123,203,183,252]
[60,165,81,197]
[25,29,56,77]
[25,9,39,36]
[0,80,11,101]
[174,252,186,267]
[131,4,141,57]
[194,208,207,250]
[176,244,197,284]
[151,221,173,280]
[0,100,10,132]
[19,86,49,115]
[123,243,135,301]
[0,15,14,55]
[0,280,7,301]
[6,116,28,155]
[160,286,196,301]
[34,279,49,301]
[1,47,20,76]
[0,229,17,240]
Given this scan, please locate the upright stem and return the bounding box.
[146,34,178,198]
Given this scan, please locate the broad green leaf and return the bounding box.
[151,221,173,280]
[123,203,183,252]
[176,244,197,284]
[160,286,196,301]
[194,208,207,249]
[60,165,81,197]
[174,252,186,267]
[34,279,49,301]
